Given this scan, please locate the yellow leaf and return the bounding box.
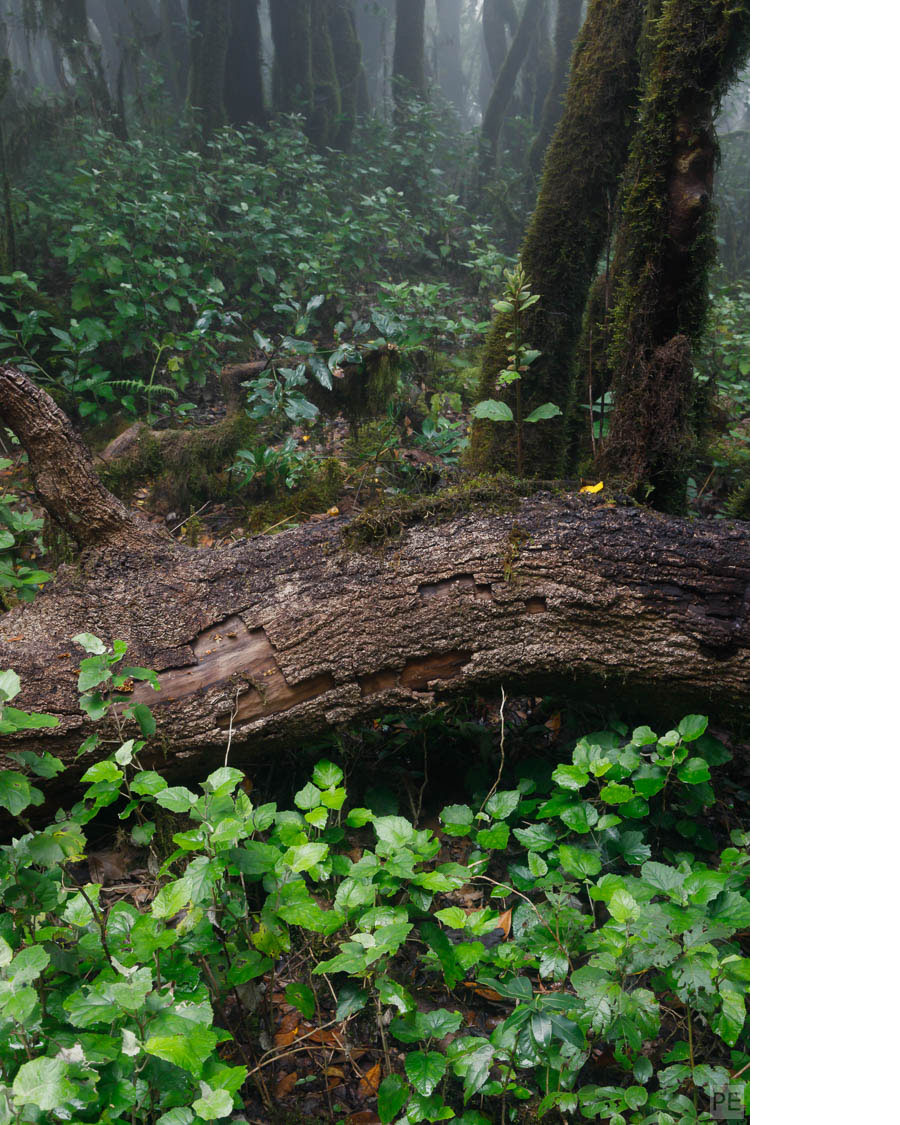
[579,481,604,494]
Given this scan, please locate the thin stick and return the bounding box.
[480,686,507,814]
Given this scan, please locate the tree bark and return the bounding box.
[435,0,467,117]
[392,0,426,118]
[188,0,231,137]
[0,368,748,796]
[270,0,313,115]
[470,0,645,478]
[602,0,750,511]
[328,0,363,149]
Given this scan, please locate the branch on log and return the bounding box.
[0,367,749,800]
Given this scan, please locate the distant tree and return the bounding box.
[270,0,313,115]
[481,0,518,84]
[328,0,364,149]
[392,0,426,118]
[307,0,341,146]
[224,0,266,127]
[435,0,467,116]
[188,0,231,137]
[480,0,545,171]
[529,0,584,173]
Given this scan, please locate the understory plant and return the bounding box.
[0,639,748,1123]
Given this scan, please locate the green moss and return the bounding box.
[99,414,255,511]
[342,472,527,550]
[245,457,344,533]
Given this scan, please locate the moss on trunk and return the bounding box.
[602,0,750,511]
[470,0,645,478]
[270,0,313,115]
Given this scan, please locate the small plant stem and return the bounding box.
[687,1002,697,1112]
[480,686,507,814]
[376,995,392,1074]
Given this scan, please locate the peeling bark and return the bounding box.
[0,369,748,796]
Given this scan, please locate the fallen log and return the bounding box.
[0,365,749,792]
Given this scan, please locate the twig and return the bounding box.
[169,500,211,534]
[480,687,507,815]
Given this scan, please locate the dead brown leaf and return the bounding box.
[275,1070,298,1099]
[359,1060,381,1097]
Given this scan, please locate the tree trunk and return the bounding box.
[224,0,266,127]
[435,0,466,116]
[307,0,341,147]
[188,0,231,137]
[0,367,748,799]
[482,0,518,83]
[529,0,583,174]
[480,0,545,171]
[392,0,426,118]
[328,0,363,149]
[602,0,750,511]
[270,0,313,115]
[470,0,645,478]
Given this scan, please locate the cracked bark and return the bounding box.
[0,367,748,795]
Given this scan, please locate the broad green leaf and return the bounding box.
[485,789,520,820]
[405,1050,446,1096]
[558,844,602,878]
[440,804,473,836]
[677,757,711,785]
[284,842,329,872]
[312,760,343,788]
[713,988,746,1046]
[192,1087,233,1120]
[475,822,509,850]
[551,763,589,790]
[677,714,708,742]
[0,669,21,702]
[600,783,635,805]
[12,1056,77,1111]
[524,402,561,423]
[73,633,106,655]
[378,1073,408,1123]
[607,889,640,924]
[285,981,316,1018]
[472,399,514,423]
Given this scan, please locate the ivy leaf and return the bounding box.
[677,758,711,785]
[677,714,708,742]
[440,804,473,836]
[485,789,520,820]
[405,1050,446,1096]
[312,759,343,788]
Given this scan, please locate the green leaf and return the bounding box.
[12,1056,77,1111]
[434,906,467,929]
[0,770,37,815]
[285,981,316,1018]
[607,889,640,924]
[551,763,590,790]
[192,1087,233,1120]
[558,843,602,878]
[475,822,509,850]
[375,976,415,1015]
[631,725,657,746]
[378,1073,408,1123]
[336,983,367,1020]
[600,783,635,805]
[405,1051,446,1096]
[677,715,708,742]
[713,988,746,1046]
[284,842,329,872]
[0,668,21,702]
[524,402,561,423]
[312,760,343,788]
[485,789,520,819]
[73,633,106,654]
[145,1023,218,1077]
[677,757,711,785]
[155,786,197,813]
[294,782,322,810]
[472,399,514,423]
[440,804,473,836]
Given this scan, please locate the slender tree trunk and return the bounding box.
[470,0,645,478]
[224,0,266,127]
[435,0,466,116]
[480,0,545,170]
[392,0,426,118]
[188,0,231,137]
[0,59,15,272]
[529,0,584,174]
[0,367,749,801]
[603,0,750,511]
[328,0,363,149]
[270,0,313,115]
[160,0,190,106]
[482,0,518,82]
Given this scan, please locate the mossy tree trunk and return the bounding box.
[602,0,750,511]
[470,0,645,478]
[270,0,313,115]
[392,0,426,119]
[480,0,546,171]
[224,0,266,127]
[328,0,363,150]
[188,0,231,138]
[529,0,584,174]
[307,0,341,147]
